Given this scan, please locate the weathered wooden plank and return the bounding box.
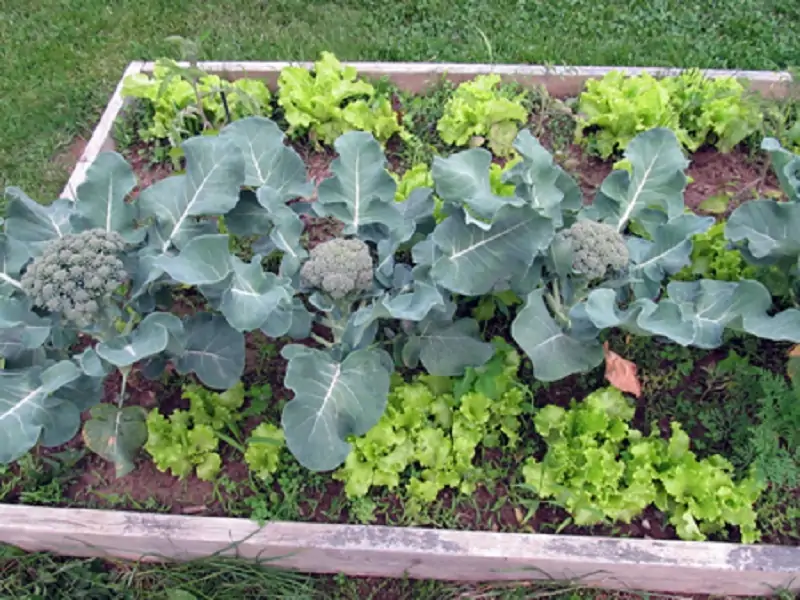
[139,61,793,97]
[59,61,145,200]
[0,504,797,596]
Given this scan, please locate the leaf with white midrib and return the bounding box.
[0,361,83,464]
[594,129,688,232]
[314,131,400,234]
[137,136,244,253]
[281,346,391,471]
[72,152,137,236]
[429,205,554,296]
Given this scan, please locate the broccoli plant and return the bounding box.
[255,129,494,472]
[0,119,304,474]
[416,126,800,382]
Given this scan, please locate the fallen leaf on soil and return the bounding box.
[603,342,642,398]
[514,507,524,524]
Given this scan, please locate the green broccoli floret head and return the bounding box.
[20,228,128,328]
[300,237,373,299]
[557,220,629,281]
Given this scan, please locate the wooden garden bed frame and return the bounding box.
[9,60,795,596]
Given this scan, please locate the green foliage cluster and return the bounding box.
[523,388,764,542]
[709,352,800,488]
[674,221,793,303]
[576,70,762,158]
[244,422,285,483]
[334,341,527,505]
[121,59,272,148]
[437,75,529,156]
[393,164,433,202]
[674,222,757,282]
[144,383,245,481]
[277,52,405,146]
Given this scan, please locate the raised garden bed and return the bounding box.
[1,57,800,597]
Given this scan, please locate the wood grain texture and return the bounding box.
[140,61,793,97]
[1,504,797,596]
[59,61,144,201]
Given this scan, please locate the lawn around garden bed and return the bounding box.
[1,56,800,596]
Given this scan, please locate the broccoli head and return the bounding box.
[557,220,629,281]
[299,237,373,299]
[20,229,128,328]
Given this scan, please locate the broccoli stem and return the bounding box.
[311,332,334,348]
[545,279,571,328]
[117,366,131,409]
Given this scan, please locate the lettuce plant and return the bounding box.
[576,70,761,157]
[122,58,272,150]
[334,341,525,504]
[437,75,528,157]
[244,422,285,482]
[144,383,245,481]
[277,52,405,146]
[523,387,763,542]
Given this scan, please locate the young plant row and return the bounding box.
[120,52,798,165]
[142,343,769,544]
[2,115,800,493]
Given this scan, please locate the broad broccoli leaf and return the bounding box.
[220,117,312,196]
[261,297,313,339]
[4,189,73,256]
[154,234,232,286]
[138,136,244,252]
[82,404,148,478]
[314,132,403,235]
[219,255,293,331]
[761,137,800,202]
[504,130,582,225]
[96,312,183,368]
[726,200,800,263]
[0,297,51,355]
[585,279,798,349]
[174,313,245,390]
[593,128,689,231]
[628,213,714,298]
[70,152,140,240]
[432,148,524,228]
[281,345,392,471]
[428,205,554,296]
[224,190,274,236]
[0,233,29,295]
[0,361,88,463]
[512,289,604,381]
[402,318,494,376]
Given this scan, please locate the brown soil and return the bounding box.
[126,142,173,199]
[685,147,781,212]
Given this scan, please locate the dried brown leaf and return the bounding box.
[603,342,642,398]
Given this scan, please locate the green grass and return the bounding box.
[2,0,800,200]
[4,545,796,599]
